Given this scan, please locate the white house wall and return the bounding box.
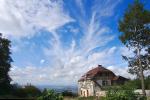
[78,80,95,97]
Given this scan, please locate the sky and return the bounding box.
[0,0,150,86]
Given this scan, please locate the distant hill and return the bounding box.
[36,85,78,93]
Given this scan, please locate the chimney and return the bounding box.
[98,65,102,67]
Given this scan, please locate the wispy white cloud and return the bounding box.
[9,0,131,86]
[120,46,134,57]
[75,0,85,16]
[22,0,123,85]
[0,0,73,39]
[107,65,135,79]
[93,0,122,17]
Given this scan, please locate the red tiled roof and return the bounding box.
[78,65,116,82]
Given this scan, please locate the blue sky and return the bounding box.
[0,0,149,86]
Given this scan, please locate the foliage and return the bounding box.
[145,76,150,89]
[118,0,150,95]
[121,79,141,90]
[119,0,150,76]
[62,90,77,97]
[122,50,150,77]
[0,33,13,95]
[102,89,146,100]
[121,77,150,90]
[102,78,148,90]
[119,0,150,47]
[12,87,28,97]
[101,77,150,100]
[12,83,41,98]
[23,84,41,97]
[37,89,63,100]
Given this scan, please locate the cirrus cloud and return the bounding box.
[0,0,74,38]
[8,0,139,86]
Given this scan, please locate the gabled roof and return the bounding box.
[113,75,129,81]
[78,65,116,82]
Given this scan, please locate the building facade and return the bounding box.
[78,65,129,97]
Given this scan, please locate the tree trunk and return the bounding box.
[137,47,146,96]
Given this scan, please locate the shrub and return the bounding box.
[145,76,150,89]
[12,83,41,98]
[11,84,27,97]
[62,90,77,97]
[23,85,41,97]
[121,80,141,90]
[37,89,63,100]
[102,89,146,100]
[12,87,28,97]
[121,77,150,90]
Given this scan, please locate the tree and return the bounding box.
[123,51,150,79]
[37,89,63,100]
[118,0,150,96]
[0,33,13,94]
[23,84,41,97]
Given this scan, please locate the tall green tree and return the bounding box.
[0,33,13,94]
[118,0,150,96]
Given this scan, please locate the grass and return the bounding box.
[64,96,78,100]
[64,96,104,100]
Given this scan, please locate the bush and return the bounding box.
[145,76,150,89]
[102,89,146,100]
[121,77,150,90]
[12,83,41,98]
[11,84,27,97]
[12,87,28,97]
[62,90,77,97]
[37,89,63,100]
[23,85,41,97]
[121,80,141,90]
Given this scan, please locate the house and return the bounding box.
[78,65,129,97]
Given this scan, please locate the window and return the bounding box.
[102,80,108,86]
